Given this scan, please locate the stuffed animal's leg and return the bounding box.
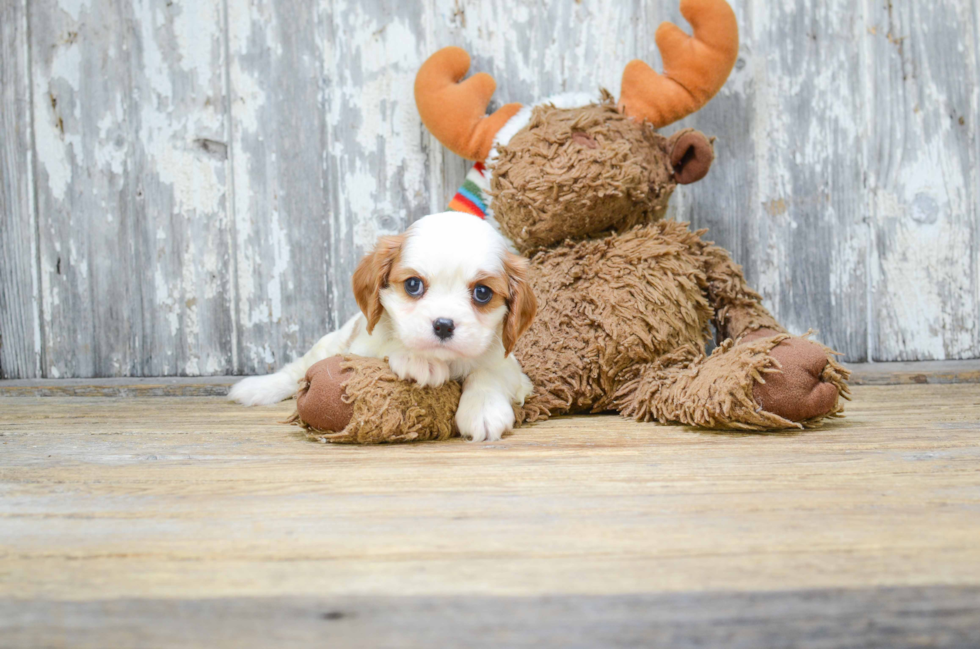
[288,355,462,444]
[692,239,850,425]
[614,334,849,430]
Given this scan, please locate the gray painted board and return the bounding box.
[0,0,41,379]
[26,0,234,378]
[866,0,979,361]
[2,0,978,377]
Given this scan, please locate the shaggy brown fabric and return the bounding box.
[512,220,715,418]
[696,237,786,343]
[508,220,848,431]
[489,93,676,252]
[288,355,462,444]
[613,334,848,431]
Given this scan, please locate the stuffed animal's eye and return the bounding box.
[472,284,493,304]
[404,277,425,297]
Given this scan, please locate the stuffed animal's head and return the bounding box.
[415,0,738,252]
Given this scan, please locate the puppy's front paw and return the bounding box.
[387,353,451,387]
[516,372,533,405]
[228,372,298,406]
[455,390,515,442]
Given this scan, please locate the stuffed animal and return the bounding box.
[290,0,849,442]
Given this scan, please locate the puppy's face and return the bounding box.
[352,213,536,361]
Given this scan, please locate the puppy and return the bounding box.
[229,211,537,442]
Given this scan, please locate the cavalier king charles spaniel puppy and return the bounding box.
[229,212,537,442]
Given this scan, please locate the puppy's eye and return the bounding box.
[472,284,493,305]
[404,277,425,297]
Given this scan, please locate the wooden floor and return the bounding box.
[1,383,979,647]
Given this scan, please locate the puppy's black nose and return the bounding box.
[433,318,455,341]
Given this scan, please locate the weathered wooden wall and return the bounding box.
[1,0,978,378]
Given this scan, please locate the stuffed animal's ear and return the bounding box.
[668,128,715,185]
[352,234,404,333]
[502,252,537,356]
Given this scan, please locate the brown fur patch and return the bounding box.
[502,252,536,356]
[489,93,676,252]
[512,220,714,417]
[352,233,406,332]
[388,262,427,299]
[469,271,509,314]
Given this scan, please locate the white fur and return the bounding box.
[229,212,532,442]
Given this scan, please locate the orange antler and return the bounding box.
[414,47,522,161]
[619,0,738,128]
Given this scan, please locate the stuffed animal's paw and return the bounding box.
[387,353,451,388]
[291,355,462,444]
[455,389,515,442]
[744,331,842,422]
[293,356,355,432]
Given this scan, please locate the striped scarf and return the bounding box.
[447,162,490,218]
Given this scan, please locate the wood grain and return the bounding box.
[1,384,979,645]
[2,0,980,378]
[2,359,979,396]
[226,0,332,375]
[28,0,234,378]
[3,587,979,649]
[686,0,870,360]
[847,359,980,385]
[867,0,979,361]
[0,0,40,379]
[1,384,979,599]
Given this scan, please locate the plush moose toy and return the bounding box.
[291,0,849,443]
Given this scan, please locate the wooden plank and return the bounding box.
[430,0,639,106]
[0,376,236,397]
[848,359,980,386]
[324,1,432,325]
[686,0,870,361]
[2,359,979,396]
[28,0,234,378]
[1,384,979,605]
[867,0,979,361]
[227,0,433,375]
[3,587,979,649]
[0,0,41,379]
[225,0,332,374]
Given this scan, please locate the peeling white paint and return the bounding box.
[58,0,91,21]
[265,207,291,325]
[33,39,82,202]
[173,1,220,89]
[7,0,978,379]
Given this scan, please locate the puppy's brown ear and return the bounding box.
[352,234,404,333]
[502,252,537,356]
